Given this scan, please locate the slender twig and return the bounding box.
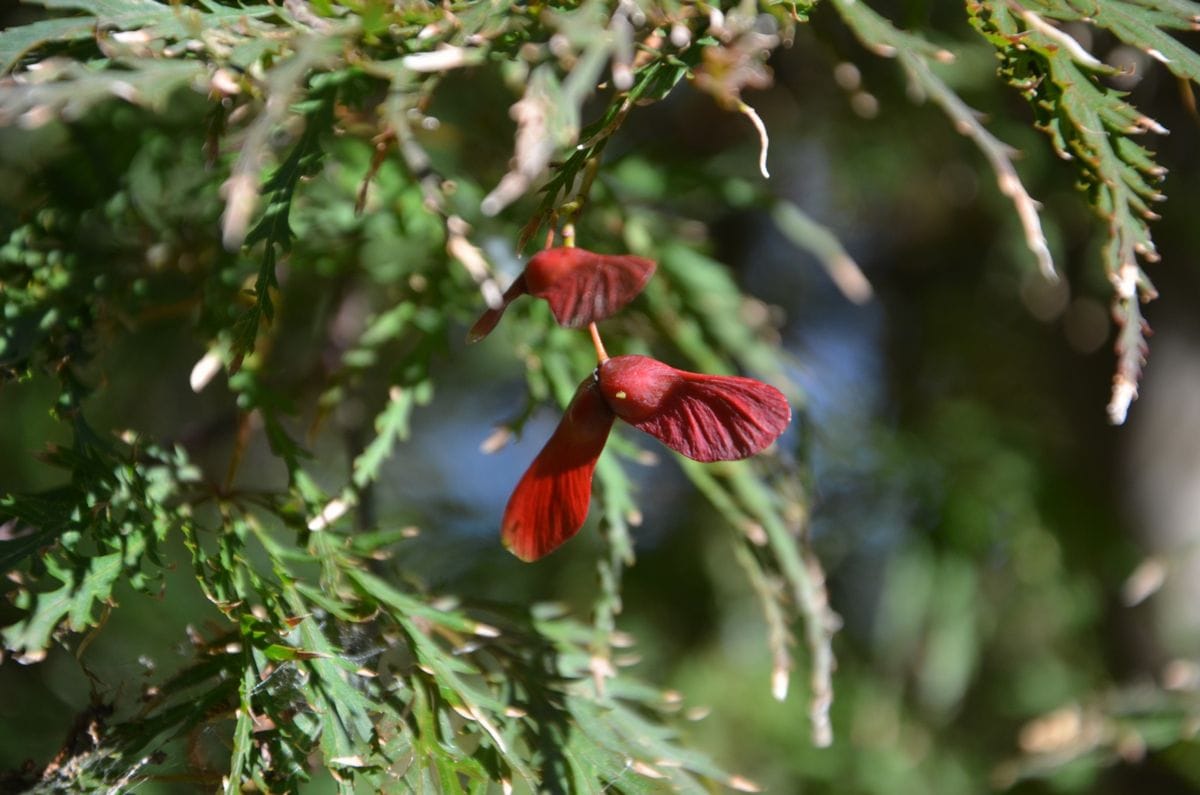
[830,0,1057,282]
[589,323,610,363]
[731,540,793,701]
[901,53,1057,282]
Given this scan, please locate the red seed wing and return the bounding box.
[466,306,505,344]
[466,275,527,343]
[501,379,615,561]
[628,374,791,462]
[530,250,656,328]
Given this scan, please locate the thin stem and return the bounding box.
[736,100,771,179]
[562,222,576,248]
[589,322,609,363]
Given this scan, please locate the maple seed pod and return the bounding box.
[501,377,616,562]
[500,356,790,561]
[467,247,655,343]
[598,355,791,463]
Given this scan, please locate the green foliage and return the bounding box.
[966,0,1192,423]
[230,75,338,370]
[1,0,1199,791]
[2,435,200,661]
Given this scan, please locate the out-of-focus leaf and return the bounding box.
[0,17,93,72]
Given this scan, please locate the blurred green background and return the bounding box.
[3,1,1200,792]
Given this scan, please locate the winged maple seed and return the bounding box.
[598,355,792,463]
[501,377,616,562]
[502,355,791,561]
[467,247,656,342]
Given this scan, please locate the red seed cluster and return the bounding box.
[476,246,790,561]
